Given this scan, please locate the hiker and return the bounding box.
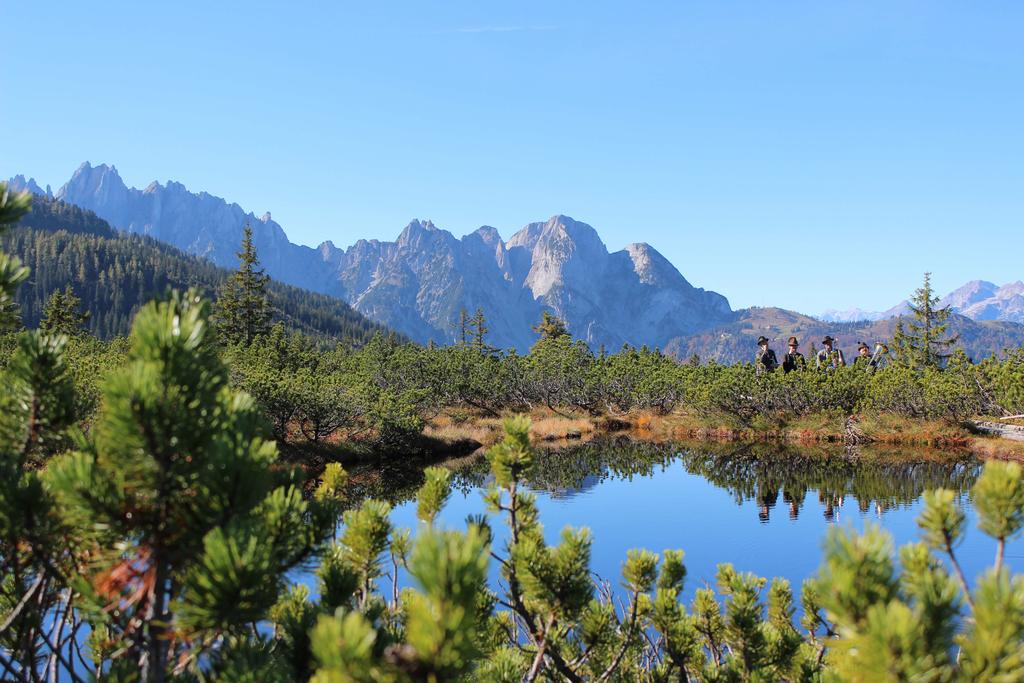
[816,336,845,371]
[755,336,778,374]
[782,336,806,373]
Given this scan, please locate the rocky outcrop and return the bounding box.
[941,280,1024,324]
[319,214,732,350]
[15,163,733,350]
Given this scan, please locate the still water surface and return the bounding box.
[351,439,1011,601]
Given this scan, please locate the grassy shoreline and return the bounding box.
[277,410,1024,476]
[420,409,1024,461]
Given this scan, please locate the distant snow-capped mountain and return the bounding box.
[819,280,1024,325]
[818,307,888,323]
[940,280,1024,323]
[9,162,732,351]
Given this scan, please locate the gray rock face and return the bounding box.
[321,214,732,350]
[55,162,336,293]
[19,162,733,350]
[6,175,52,199]
[941,280,1024,323]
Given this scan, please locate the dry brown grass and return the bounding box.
[856,413,972,447]
[419,407,1024,462]
[968,436,1024,462]
[529,415,594,441]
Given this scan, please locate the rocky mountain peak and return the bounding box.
[22,161,736,351]
[1001,281,1024,296]
[6,175,52,199]
[396,219,451,250]
[942,280,999,309]
[623,242,691,288]
[58,162,129,213]
[470,225,503,246]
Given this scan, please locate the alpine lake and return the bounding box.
[331,438,1012,603]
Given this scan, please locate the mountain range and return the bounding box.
[2,193,391,343]
[10,163,731,351]
[820,280,1024,325]
[7,163,1024,359]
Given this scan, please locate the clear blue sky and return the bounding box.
[4,1,1022,314]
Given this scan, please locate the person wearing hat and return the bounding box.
[782,336,806,373]
[755,335,779,374]
[816,335,846,371]
[853,342,874,370]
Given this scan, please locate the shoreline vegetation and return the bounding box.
[421,408,1024,456]
[280,407,1024,482]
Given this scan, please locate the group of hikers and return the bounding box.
[755,334,887,375]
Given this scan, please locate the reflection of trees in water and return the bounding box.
[678,444,979,523]
[338,439,980,526]
[513,438,980,523]
[340,455,492,510]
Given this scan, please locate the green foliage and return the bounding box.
[5,302,1024,681]
[0,183,31,331]
[416,466,452,524]
[216,224,272,345]
[28,290,340,679]
[984,347,1024,415]
[39,284,90,337]
[892,272,959,369]
[2,216,390,342]
[531,310,569,345]
[973,461,1024,555]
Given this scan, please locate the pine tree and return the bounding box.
[458,307,468,347]
[0,183,30,331]
[216,224,271,345]
[470,307,494,354]
[531,310,569,347]
[41,290,342,680]
[39,285,89,337]
[892,272,959,369]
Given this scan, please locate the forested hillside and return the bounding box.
[2,196,392,343]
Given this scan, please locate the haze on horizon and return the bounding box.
[4,1,1022,315]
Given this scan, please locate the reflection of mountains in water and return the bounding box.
[520,439,981,523]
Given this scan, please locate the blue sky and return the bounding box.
[4,1,1022,314]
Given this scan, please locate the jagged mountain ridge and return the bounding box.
[820,280,1024,324]
[10,163,732,351]
[2,194,393,343]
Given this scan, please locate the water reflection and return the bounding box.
[340,438,995,607]
[350,438,979,526]
[477,439,980,525]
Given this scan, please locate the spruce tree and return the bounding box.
[216,224,271,345]
[458,307,468,347]
[892,272,959,369]
[470,307,494,354]
[39,285,89,337]
[531,310,569,347]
